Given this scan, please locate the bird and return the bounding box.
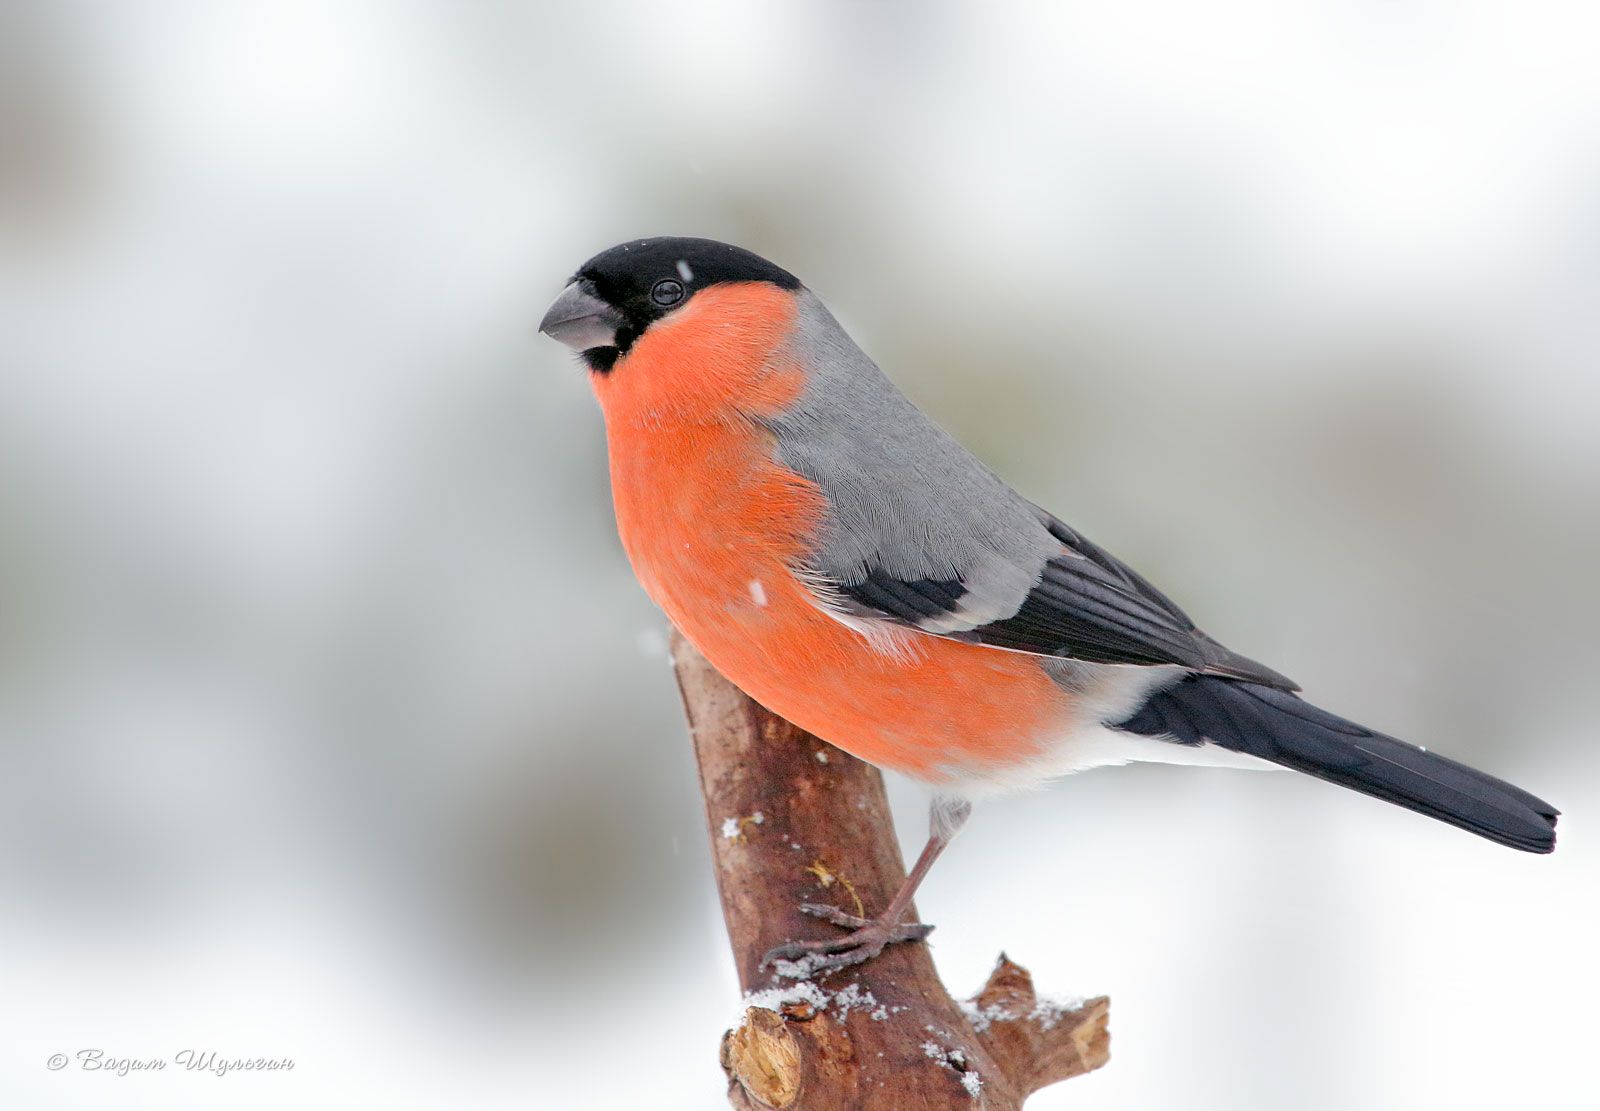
[538,235,1558,975]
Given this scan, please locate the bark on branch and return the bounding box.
[671,631,1109,1109]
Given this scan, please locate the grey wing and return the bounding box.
[978,509,1296,689]
[818,503,1295,689]
[769,290,1296,691]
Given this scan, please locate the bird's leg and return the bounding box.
[761,795,971,978]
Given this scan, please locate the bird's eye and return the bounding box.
[650,279,685,307]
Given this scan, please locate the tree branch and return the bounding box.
[671,630,1109,1109]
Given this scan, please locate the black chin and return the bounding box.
[581,347,620,374]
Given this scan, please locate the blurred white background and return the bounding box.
[1,1,1596,1108]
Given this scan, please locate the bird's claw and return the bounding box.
[799,902,871,928]
[760,909,934,978]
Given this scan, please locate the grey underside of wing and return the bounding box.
[762,290,1296,692]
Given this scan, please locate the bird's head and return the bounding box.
[539,237,802,375]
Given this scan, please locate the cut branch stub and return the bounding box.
[963,956,1111,1093]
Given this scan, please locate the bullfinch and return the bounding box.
[539,236,1558,975]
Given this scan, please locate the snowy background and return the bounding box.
[1,2,1597,1108]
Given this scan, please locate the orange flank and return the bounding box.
[592,284,1072,781]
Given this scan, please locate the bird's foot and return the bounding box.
[759,903,934,978]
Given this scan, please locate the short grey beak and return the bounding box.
[539,280,624,350]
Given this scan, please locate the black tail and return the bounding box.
[1112,675,1558,853]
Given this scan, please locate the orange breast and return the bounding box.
[591,285,1071,782]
